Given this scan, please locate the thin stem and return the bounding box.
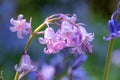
[14,71,19,80]
[0,71,4,80]
[24,22,45,52]
[68,67,73,80]
[103,39,114,80]
[24,18,60,52]
[14,18,60,80]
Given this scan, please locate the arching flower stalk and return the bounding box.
[10,13,94,80]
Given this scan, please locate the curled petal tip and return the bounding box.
[14,64,21,72]
[18,14,24,20]
[103,36,112,41]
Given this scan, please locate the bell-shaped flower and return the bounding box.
[10,14,32,39]
[104,9,120,40]
[104,19,120,40]
[39,27,56,44]
[15,54,37,72]
[39,13,94,54]
[59,14,94,54]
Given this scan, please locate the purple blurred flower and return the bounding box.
[10,14,32,39]
[50,54,65,74]
[61,67,92,80]
[72,54,87,69]
[15,54,37,72]
[103,9,120,40]
[112,49,120,66]
[72,67,92,80]
[36,65,55,80]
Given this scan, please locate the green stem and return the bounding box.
[24,18,60,52]
[24,22,45,52]
[103,39,114,80]
[13,18,60,80]
[14,71,19,80]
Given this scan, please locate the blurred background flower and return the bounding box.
[0,0,120,80]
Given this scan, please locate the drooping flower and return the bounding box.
[71,25,94,54]
[10,14,32,39]
[39,13,94,54]
[15,54,37,72]
[59,14,94,54]
[103,9,120,40]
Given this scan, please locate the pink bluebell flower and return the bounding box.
[15,54,37,72]
[104,9,120,40]
[10,14,32,39]
[39,14,94,54]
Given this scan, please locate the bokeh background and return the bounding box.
[0,0,120,80]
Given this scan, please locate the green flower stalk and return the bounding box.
[12,15,60,80]
[10,13,94,80]
[103,39,114,80]
[103,1,120,79]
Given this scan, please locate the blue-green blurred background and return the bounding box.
[0,0,120,80]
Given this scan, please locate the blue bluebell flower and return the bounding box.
[104,9,120,40]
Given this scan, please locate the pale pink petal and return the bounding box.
[9,26,18,32]
[61,21,73,33]
[18,14,24,20]
[53,41,66,51]
[23,22,31,29]
[44,48,53,54]
[44,27,56,40]
[17,31,23,39]
[70,14,77,22]
[10,18,19,26]
[22,29,29,35]
[85,42,92,53]
[39,38,46,44]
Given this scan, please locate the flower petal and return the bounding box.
[9,26,18,32]
[39,38,46,44]
[18,14,24,20]
[10,18,19,26]
[17,31,23,39]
